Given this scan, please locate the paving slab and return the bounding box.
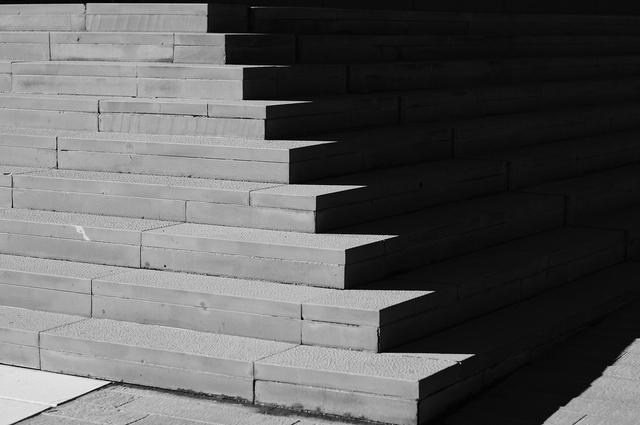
[0,364,107,407]
[0,398,48,425]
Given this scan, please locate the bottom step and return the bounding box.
[1,263,636,424]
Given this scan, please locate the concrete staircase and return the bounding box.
[0,3,639,424]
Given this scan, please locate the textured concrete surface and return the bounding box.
[19,384,362,425]
[437,299,640,425]
[41,318,294,373]
[15,296,640,425]
[0,208,173,232]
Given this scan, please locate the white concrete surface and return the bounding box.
[0,364,107,424]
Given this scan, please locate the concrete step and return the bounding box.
[97,95,399,139]
[523,164,640,224]
[0,306,296,401]
[0,193,561,289]
[296,34,640,64]
[0,253,435,348]
[0,208,176,268]
[139,191,564,287]
[0,305,84,369]
[0,128,57,169]
[251,6,640,35]
[0,31,294,64]
[9,159,505,232]
[4,261,627,423]
[576,204,640,261]
[201,0,640,14]
[339,191,564,273]
[349,55,640,94]
[453,102,640,156]
[10,61,346,99]
[0,4,85,31]
[53,124,452,183]
[401,76,640,125]
[1,73,637,139]
[0,208,394,288]
[469,129,640,189]
[0,166,46,208]
[0,254,124,316]
[0,4,207,33]
[255,262,638,424]
[300,226,625,351]
[0,225,621,352]
[84,3,207,33]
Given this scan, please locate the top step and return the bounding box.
[0,4,208,33]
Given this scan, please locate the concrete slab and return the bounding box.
[255,345,460,399]
[0,364,107,407]
[41,318,295,378]
[0,398,48,425]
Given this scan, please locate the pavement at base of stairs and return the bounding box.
[0,365,107,425]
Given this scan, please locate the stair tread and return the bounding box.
[0,253,123,280]
[0,305,82,335]
[21,168,276,194]
[0,208,174,232]
[0,125,323,152]
[257,262,638,398]
[42,317,295,363]
[145,222,393,255]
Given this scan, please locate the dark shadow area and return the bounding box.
[433,299,640,425]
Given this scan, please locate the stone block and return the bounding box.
[51,32,173,62]
[0,32,50,60]
[0,5,85,31]
[0,209,175,267]
[92,295,302,343]
[255,381,419,425]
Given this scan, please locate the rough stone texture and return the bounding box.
[0,208,172,232]
[256,344,460,399]
[0,254,122,280]
[42,318,294,366]
[143,222,393,264]
[95,268,331,314]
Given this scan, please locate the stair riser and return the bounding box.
[92,295,302,344]
[304,242,625,351]
[0,4,208,33]
[0,32,294,64]
[298,36,640,64]
[41,350,255,401]
[58,151,292,184]
[0,233,140,268]
[10,162,506,232]
[0,283,91,316]
[0,109,97,132]
[0,189,9,207]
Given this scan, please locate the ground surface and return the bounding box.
[16,299,640,425]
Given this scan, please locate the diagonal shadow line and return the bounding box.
[435,300,640,425]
